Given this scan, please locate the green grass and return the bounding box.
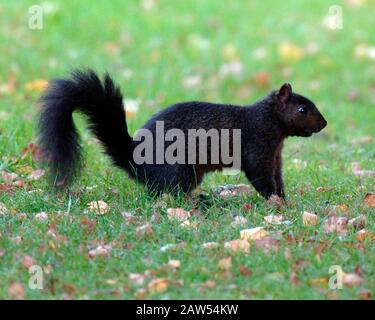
[0,0,374,299]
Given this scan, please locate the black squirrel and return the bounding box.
[38,69,327,199]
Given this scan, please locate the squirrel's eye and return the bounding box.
[298,106,307,114]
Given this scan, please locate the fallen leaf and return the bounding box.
[239,265,252,276]
[34,212,48,222]
[25,79,49,92]
[8,282,25,300]
[348,215,365,230]
[121,211,138,224]
[167,260,181,269]
[364,193,375,207]
[290,272,301,287]
[224,239,250,253]
[352,162,375,177]
[240,227,268,241]
[22,255,35,269]
[88,200,109,215]
[135,223,154,238]
[1,171,19,182]
[316,186,335,193]
[323,215,348,236]
[231,215,248,227]
[302,211,319,226]
[218,257,232,270]
[253,71,270,89]
[129,273,146,286]
[218,184,251,198]
[355,229,371,242]
[343,273,364,287]
[167,208,191,222]
[202,242,220,250]
[148,278,169,293]
[255,236,279,253]
[28,169,45,181]
[278,42,304,61]
[264,214,284,225]
[359,289,372,300]
[180,219,197,229]
[88,245,112,258]
[351,136,372,145]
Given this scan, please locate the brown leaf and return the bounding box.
[352,162,375,177]
[239,265,252,276]
[22,255,35,269]
[231,215,248,227]
[224,239,250,253]
[167,208,191,222]
[254,236,279,253]
[348,215,365,230]
[218,257,232,270]
[364,193,375,207]
[8,282,25,300]
[343,273,364,287]
[302,211,319,226]
[240,227,268,241]
[218,184,251,198]
[28,169,45,181]
[136,223,154,238]
[202,242,220,250]
[290,272,301,287]
[253,71,270,89]
[88,245,112,258]
[322,215,348,236]
[34,212,48,222]
[88,200,109,215]
[359,289,372,300]
[264,214,284,225]
[167,260,181,269]
[21,143,44,162]
[148,278,169,293]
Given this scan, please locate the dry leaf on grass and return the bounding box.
[224,239,250,253]
[148,278,169,293]
[121,211,138,224]
[167,260,181,269]
[34,212,48,222]
[8,282,25,300]
[255,236,279,253]
[167,208,191,222]
[129,273,146,286]
[1,171,19,182]
[25,79,49,92]
[88,245,112,258]
[352,162,375,177]
[136,224,154,238]
[240,227,268,241]
[231,215,248,227]
[302,211,319,226]
[218,184,251,198]
[180,219,198,229]
[88,200,109,215]
[348,215,365,230]
[323,215,348,236]
[359,289,372,300]
[351,136,372,145]
[355,229,373,242]
[364,193,375,207]
[218,257,232,270]
[28,169,45,181]
[264,214,284,225]
[202,242,220,250]
[22,255,35,269]
[343,273,364,287]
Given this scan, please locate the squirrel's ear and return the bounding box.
[277,83,292,104]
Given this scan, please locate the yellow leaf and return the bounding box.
[25,79,49,92]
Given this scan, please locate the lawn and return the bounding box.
[0,0,374,299]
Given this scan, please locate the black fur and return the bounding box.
[38,70,327,199]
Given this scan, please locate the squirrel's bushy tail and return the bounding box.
[38,69,132,186]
